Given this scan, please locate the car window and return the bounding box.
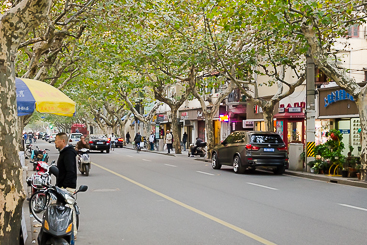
[250,134,283,144]
[71,134,82,139]
[232,132,246,143]
[224,134,235,144]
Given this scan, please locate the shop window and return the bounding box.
[287,122,302,143]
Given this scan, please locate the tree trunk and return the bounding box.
[357,89,367,181]
[204,114,215,159]
[171,108,181,154]
[262,107,275,132]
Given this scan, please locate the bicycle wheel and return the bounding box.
[29,191,50,223]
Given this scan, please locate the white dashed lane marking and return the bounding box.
[339,203,367,212]
[247,182,278,191]
[196,171,214,176]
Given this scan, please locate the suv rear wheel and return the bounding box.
[233,155,245,174]
[211,153,221,169]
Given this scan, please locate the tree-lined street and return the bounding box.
[27,141,367,245]
[2,1,367,244]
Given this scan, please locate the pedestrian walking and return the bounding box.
[110,133,115,151]
[29,132,33,144]
[126,132,131,144]
[165,130,173,154]
[182,132,187,151]
[149,131,155,151]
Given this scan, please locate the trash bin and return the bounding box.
[288,143,304,171]
[158,139,164,151]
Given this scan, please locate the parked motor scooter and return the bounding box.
[77,148,91,176]
[37,183,88,245]
[31,146,49,170]
[188,142,207,157]
[27,160,55,195]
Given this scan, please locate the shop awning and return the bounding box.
[274,112,305,119]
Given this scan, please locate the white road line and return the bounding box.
[338,203,367,212]
[196,171,214,176]
[142,159,151,162]
[126,155,133,158]
[247,182,278,191]
[164,164,177,167]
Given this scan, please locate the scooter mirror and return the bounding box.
[49,165,59,177]
[78,185,88,192]
[51,160,56,165]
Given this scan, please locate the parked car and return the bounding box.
[48,133,57,143]
[211,131,288,175]
[68,133,83,146]
[115,135,124,148]
[89,135,110,153]
[44,134,50,141]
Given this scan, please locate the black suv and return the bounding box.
[212,131,288,175]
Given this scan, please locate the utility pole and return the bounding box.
[306,53,316,171]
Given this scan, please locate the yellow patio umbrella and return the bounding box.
[16,78,76,117]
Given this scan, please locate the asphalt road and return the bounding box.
[31,141,367,245]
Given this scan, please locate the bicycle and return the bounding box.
[136,142,141,153]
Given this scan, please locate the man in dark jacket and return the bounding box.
[55,132,77,189]
[54,132,78,238]
[134,132,142,149]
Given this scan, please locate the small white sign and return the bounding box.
[242,120,254,129]
[278,108,285,113]
[288,107,302,113]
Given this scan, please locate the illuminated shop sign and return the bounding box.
[324,89,354,107]
[220,114,229,122]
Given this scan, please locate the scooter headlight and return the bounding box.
[64,192,75,205]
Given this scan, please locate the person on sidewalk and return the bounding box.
[134,132,142,149]
[182,132,187,151]
[110,133,115,151]
[165,130,173,154]
[54,132,78,238]
[149,131,155,151]
[126,132,131,144]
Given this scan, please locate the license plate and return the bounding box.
[97,142,104,145]
[264,148,274,152]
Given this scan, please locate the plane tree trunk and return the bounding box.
[0,0,51,243]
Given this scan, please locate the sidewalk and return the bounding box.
[123,143,367,189]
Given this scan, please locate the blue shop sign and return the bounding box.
[339,129,350,134]
[324,89,354,107]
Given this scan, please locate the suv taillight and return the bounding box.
[277,146,287,151]
[245,144,260,151]
[89,141,93,144]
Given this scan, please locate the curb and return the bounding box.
[284,170,367,188]
[183,157,367,189]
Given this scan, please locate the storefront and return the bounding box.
[318,87,361,156]
[274,102,306,148]
[245,100,279,132]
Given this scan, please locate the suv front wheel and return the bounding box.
[211,153,221,169]
[233,155,245,174]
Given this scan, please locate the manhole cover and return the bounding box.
[92,188,120,192]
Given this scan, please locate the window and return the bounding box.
[250,134,283,144]
[348,25,359,38]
